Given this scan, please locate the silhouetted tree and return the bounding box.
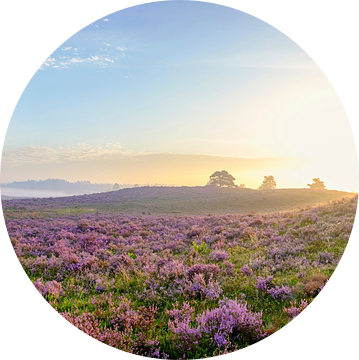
[259,175,276,190]
[112,183,120,191]
[239,183,245,188]
[207,170,237,187]
[307,178,326,189]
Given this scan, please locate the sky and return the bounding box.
[1,1,358,191]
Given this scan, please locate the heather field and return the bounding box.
[3,189,357,358]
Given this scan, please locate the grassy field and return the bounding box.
[2,186,355,218]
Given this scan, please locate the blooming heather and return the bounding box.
[210,250,229,262]
[3,192,356,358]
[283,300,308,320]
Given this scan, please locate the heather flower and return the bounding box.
[166,301,195,322]
[30,255,48,275]
[210,250,229,261]
[159,260,186,280]
[109,298,157,331]
[318,251,335,265]
[267,285,292,300]
[168,315,202,353]
[240,264,253,276]
[76,219,90,230]
[196,298,266,347]
[187,226,202,238]
[221,260,234,275]
[296,270,307,279]
[213,344,239,356]
[139,279,161,301]
[283,300,308,319]
[187,263,219,282]
[61,311,130,350]
[184,273,222,300]
[255,276,273,291]
[33,278,62,300]
[249,217,264,226]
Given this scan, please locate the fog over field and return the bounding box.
[1,188,78,199]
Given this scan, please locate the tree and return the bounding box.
[307,178,326,189]
[259,175,276,190]
[206,170,237,188]
[112,183,120,191]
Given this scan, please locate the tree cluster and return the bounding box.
[206,171,326,191]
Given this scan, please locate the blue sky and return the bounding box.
[2,1,358,190]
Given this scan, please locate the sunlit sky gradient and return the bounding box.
[2,1,358,191]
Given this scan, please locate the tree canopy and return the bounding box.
[206,170,237,188]
[112,183,120,191]
[307,178,326,189]
[259,175,276,190]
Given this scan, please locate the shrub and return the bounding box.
[169,320,202,353]
[184,273,223,300]
[240,264,253,276]
[210,249,229,261]
[255,276,273,291]
[33,278,62,300]
[267,285,292,300]
[61,312,127,349]
[318,252,335,265]
[197,298,266,347]
[283,300,308,319]
[302,274,329,296]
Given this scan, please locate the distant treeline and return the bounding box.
[2,179,113,193]
[1,179,179,194]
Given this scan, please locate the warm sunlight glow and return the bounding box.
[1,1,357,193]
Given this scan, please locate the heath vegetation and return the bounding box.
[3,188,356,358]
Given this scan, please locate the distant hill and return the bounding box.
[2,186,355,216]
[2,179,114,193]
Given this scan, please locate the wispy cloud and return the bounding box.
[2,143,140,164]
[38,42,127,70]
[38,52,125,70]
[39,57,56,68]
[103,18,109,22]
